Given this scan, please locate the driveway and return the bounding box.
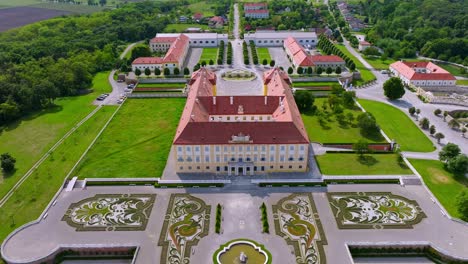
[268,47,292,70]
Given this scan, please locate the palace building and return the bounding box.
[172,68,309,176]
[389,61,456,87]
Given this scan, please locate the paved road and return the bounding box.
[119,41,143,60]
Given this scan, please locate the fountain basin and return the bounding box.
[213,239,272,264]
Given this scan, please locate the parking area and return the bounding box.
[268,47,292,71]
[183,48,203,71]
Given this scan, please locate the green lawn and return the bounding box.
[456,80,468,85]
[302,98,385,143]
[363,56,396,70]
[436,63,467,78]
[358,99,435,152]
[0,72,111,199]
[199,47,219,64]
[188,1,215,17]
[0,106,116,242]
[409,159,467,219]
[257,47,271,63]
[335,44,376,84]
[316,153,412,175]
[164,23,209,33]
[293,81,339,87]
[73,98,185,179]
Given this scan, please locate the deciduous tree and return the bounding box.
[383,77,405,100]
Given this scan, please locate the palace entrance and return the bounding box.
[228,161,254,176]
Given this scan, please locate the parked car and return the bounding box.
[96,96,105,101]
[127,83,135,89]
[117,99,124,104]
[124,88,131,93]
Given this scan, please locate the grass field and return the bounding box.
[316,153,412,175]
[164,23,209,33]
[0,72,111,199]
[293,81,339,87]
[358,99,435,152]
[409,159,467,219]
[335,44,375,84]
[456,80,468,85]
[257,47,271,63]
[73,98,185,179]
[199,47,219,63]
[302,98,385,143]
[0,106,116,243]
[188,1,215,17]
[363,56,396,70]
[436,63,467,78]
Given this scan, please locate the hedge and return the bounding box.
[154,182,224,188]
[86,181,156,186]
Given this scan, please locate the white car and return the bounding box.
[117,99,124,104]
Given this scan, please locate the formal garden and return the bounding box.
[158,194,211,264]
[272,193,327,264]
[328,192,426,229]
[62,194,156,231]
[199,47,220,65]
[73,98,185,179]
[213,239,272,264]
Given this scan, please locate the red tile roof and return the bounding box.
[245,9,269,14]
[310,55,345,63]
[132,57,164,64]
[390,61,456,81]
[359,41,371,45]
[150,36,177,43]
[244,2,267,7]
[163,34,189,63]
[173,68,309,145]
[284,37,314,67]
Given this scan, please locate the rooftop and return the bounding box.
[390,61,456,81]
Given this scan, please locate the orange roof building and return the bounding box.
[389,61,456,87]
[284,37,345,70]
[173,68,310,176]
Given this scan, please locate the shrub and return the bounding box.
[287,67,293,74]
[269,60,275,67]
[434,109,442,116]
[408,107,416,116]
[173,67,180,75]
[154,68,161,76]
[183,67,190,75]
[456,190,468,221]
[1,153,16,173]
[419,117,430,129]
[215,204,222,234]
[163,68,170,76]
[260,203,269,233]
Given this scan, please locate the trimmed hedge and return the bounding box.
[154,182,224,188]
[215,204,222,234]
[258,179,400,187]
[260,202,269,233]
[86,181,156,186]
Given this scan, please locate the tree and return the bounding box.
[383,77,405,100]
[343,91,356,108]
[326,67,333,75]
[130,46,151,62]
[297,67,304,74]
[429,125,436,136]
[447,154,468,177]
[462,127,467,138]
[262,58,268,65]
[307,67,313,75]
[419,117,430,130]
[99,0,107,6]
[357,112,379,135]
[144,68,151,76]
[316,67,323,75]
[448,119,460,130]
[456,190,468,221]
[134,68,141,76]
[353,140,369,157]
[435,132,445,143]
[201,60,207,66]
[335,67,342,74]
[154,68,161,76]
[209,59,214,65]
[183,67,190,75]
[287,67,294,74]
[269,60,275,67]
[443,111,448,121]
[163,68,170,76]
[173,67,180,75]
[434,109,442,116]
[294,91,315,112]
[193,64,200,72]
[1,153,16,173]
[408,107,416,116]
[439,143,461,162]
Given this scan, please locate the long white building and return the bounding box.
[150,33,228,51]
[244,31,317,47]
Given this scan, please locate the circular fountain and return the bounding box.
[213,239,271,264]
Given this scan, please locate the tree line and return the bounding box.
[0,1,183,125]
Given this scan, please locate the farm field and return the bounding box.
[73,98,186,179]
[316,153,412,175]
[0,6,70,32]
[301,98,385,143]
[164,23,209,33]
[257,47,271,63]
[363,56,396,70]
[0,106,117,243]
[358,99,435,152]
[409,159,467,219]
[335,44,375,84]
[0,72,111,199]
[199,47,219,63]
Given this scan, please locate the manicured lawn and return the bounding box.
[0,106,116,242]
[293,81,339,87]
[409,159,467,219]
[73,98,185,179]
[456,80,468,85]
[436,63,467,77]
[164,23,209,33]
[316,153,412,175]
[256,47,271,63]
[199,47,219,64]
[0,72,111,199]
[188,1,215,17]
[358,99,435,152]
[335,44,376,83]
[363,56,396,70]
[301,98,385,143]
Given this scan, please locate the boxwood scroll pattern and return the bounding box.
[62,194,155,231]
[272,193,327,264]
[328,192,426,229]
[158,194,211,264]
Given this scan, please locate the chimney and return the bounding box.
[279,97,282,106]
[230,96,233,105]
[264,96,267,105]
[213,96,216,105]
